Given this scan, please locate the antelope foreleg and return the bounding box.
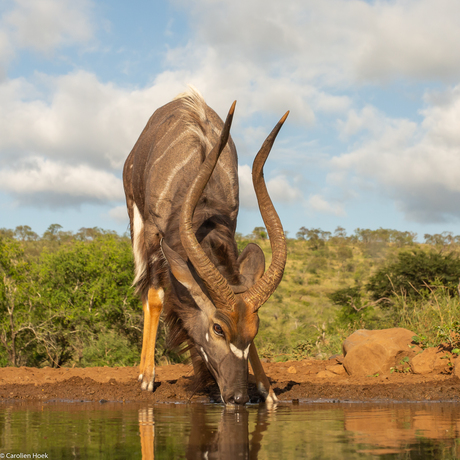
[138,300,151,381]
[139,287,164,391]
[249,342,278,404]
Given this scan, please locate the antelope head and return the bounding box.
[162,102,288,405]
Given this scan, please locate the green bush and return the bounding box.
[80,331,139,367]
[367,249,460,302]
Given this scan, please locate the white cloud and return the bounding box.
[175,0,460,88]
[3,0,460,227]
[148,0,460,164]
[351,0,460,82]
[0,157,123,207]
[4,0,94,53]
[0,69,190,207]
[331,84,460,223]
[109,205,128,224]
[238,164,258,209]
[307,194,346,217]
[267,175,303,203]
[337,105,384,139]
[0,28,12,79]
[0,71,179,169]
[238,164,303,209]
[0,0,95,78]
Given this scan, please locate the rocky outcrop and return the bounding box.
[410,347,447,374]
[342,328,420,376]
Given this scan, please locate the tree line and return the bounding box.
[2,223,460,367]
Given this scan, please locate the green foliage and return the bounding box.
[329,286,361,308]
[329,286,368,321]
[424,231,458,248]
[436,321,460,349]
[4,222,460,368]
[33,233,143,367]
[367,249,460,302]
[252,226,267,240]
[412,334,433,349]
[296,227,330,250]
[0,227,145,368]
[80,330,139,367]
[0,235,35,366]
[393,282,460,349]
[291,339,315,359]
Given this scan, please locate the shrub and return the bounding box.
[367,249,460,303]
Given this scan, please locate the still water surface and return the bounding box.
[1,401,460,459]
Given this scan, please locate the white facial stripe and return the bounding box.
[243,344,250,359]
[229,343,244,359]
[205,333,209,342]
[200,347,208,362]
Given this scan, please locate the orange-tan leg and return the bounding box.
[139,407,155,460]
[249,342,278,404]
[139,287,164,391]
[138,301,151,381]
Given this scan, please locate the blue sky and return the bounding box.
[1,0,460,240]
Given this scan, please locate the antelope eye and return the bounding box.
[213,323,224,336]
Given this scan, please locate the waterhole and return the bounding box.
[1,401,460,459]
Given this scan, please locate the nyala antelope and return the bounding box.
[123,87,288,405]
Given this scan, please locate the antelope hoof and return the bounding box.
[257,382,278,404]
[140,370,156,392]
[265,390,278,405]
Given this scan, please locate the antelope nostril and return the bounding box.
[234,393,249,405]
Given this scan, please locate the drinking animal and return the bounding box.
[123,88,288,404]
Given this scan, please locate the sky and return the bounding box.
[1,0,460,240]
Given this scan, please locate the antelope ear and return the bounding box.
[161,240,215,314]
[234,243,265,291]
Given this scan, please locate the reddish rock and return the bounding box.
[409,348,448,374]
[342,328,419,376]
[454,357,460,378]
[316,370,336,378]
[326,364,347,375]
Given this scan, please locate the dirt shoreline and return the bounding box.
[1,358,460,404]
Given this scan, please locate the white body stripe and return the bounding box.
[202,133,238,212]
[152,128,189,168]
[243,344,250,359]
[200,347,208,362]
[156,147,199,214]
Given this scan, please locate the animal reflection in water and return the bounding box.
[138,405,273,459]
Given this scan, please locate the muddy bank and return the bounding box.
[1,358,459,403]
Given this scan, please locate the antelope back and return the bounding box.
[128,92,239,240]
